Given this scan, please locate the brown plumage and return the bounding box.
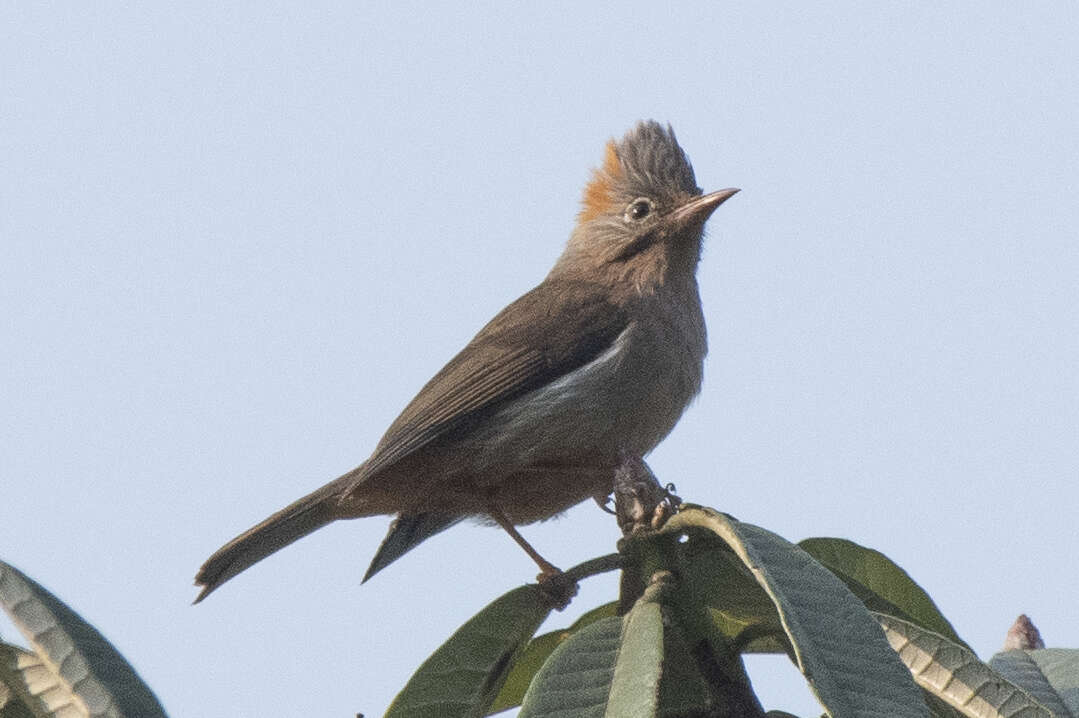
[194,121,738,601]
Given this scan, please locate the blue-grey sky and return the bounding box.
[3,4,1077,716]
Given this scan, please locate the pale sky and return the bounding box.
[3,4,1078,716]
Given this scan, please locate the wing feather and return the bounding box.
[349,280,629,489]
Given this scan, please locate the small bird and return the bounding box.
[194,121,737,602]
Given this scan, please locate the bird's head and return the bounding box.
[551,121,737,293]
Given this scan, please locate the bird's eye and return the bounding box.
[624,198,654,222]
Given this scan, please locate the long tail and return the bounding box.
[194,486,340,603]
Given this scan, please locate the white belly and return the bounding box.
[461,317,704,474]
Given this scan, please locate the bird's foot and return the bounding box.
[536,567,578,610]
[661,482,682,510]
[613,456,680,535]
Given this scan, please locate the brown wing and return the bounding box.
[348,279,630,489]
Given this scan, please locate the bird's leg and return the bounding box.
[487,502,577,609]
[613,455,677,535]
[487,503,561,578]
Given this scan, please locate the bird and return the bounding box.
[194,121,738,602]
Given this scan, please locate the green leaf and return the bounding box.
[660,507,927,717]
[517,583,678,718]
[989,649,1078,717]
[518,616,621,718]
[605,597,664,718]
[876,613,1054,717]
[0,560,168,718]
[386,584,552,718]
[679,537,791,655]
[654,620,711,717]
[0,642,56,718]
[800,538,964,646]
[922,690,971,718]
[488,602,617,714]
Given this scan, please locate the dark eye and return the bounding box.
[624,198,654,222]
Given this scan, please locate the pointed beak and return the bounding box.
[670,188,739,229]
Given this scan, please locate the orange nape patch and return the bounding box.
[578,140,624,222]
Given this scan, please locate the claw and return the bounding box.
[663,482,682,509]
[594,494,616,514]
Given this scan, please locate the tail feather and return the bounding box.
[362,513,461,583]
[194,489,338,602]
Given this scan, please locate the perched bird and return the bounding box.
[194,121,737,602]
